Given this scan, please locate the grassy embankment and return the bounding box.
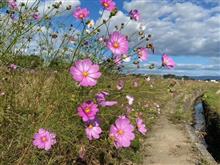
[202,88,220,162]
[0,57,220,164]
[0,65,172,164]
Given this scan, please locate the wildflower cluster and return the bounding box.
[1,0,176,162]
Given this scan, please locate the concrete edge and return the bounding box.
[185,124,218,165]
[184,90,218,165]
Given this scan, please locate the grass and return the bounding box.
[1,64,220,164]
[0,67,172,164]
[202,89,220,115]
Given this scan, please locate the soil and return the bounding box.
[143,95,201,165]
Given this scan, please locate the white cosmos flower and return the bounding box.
[122,54,131,62]
[87,20,94,28]
[126,95,134,105]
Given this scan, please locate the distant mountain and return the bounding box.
[163,74,220,81]
[191,76,220,81]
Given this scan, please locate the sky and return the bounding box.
[7,0,220,76]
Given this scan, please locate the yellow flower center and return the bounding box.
[83,71,89,77]
[79,14,84,19]
[117,129,124,135]
[85,108,91,113]
[113,42,119,48]
[88,124,93,129]
[41,136,48,142]
[103,2,109,7]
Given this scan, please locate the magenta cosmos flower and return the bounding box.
[129,9,140,21]
[162,54,176,69]
[33,12,40,21]
[78,101,99,122]
[107,31,128,55]
[137,48,148,61]
[70,59,101,87]
[136,118,148,135]
[8,0,18,10]
[100,0,116,12]
[9,64,17,70]
[85,120,102,140]
[116,80,124,90]
[109,116,135,148]
[73,7,89,20]
[96,91,117,107]
[33,128,56,151]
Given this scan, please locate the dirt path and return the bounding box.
[143,95,200,165]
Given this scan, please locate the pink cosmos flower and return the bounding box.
[100,0,116,12]
[73,7,89,20]
[96,91,117,107]
[33,128,56,151]
[113,55,122,65]
[116,80,124,90]
[8,0,17,10]
[0,92,5,96]
[77,101,99,122]
[9,64,17,70]
[126,95,134,105]
[85,120,102,140]
[79,145,86,159]
[107,31,128,55]
[137,48,148,61]
[162,54,176,69]
[109,116,135,148]
[129,9,140,21]
[33,12,40,21]
[70,59,101,87]
[133,79,139,87]
[136,118,148,135]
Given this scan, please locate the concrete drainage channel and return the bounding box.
[184,92,218,164]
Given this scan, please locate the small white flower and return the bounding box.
[86,29,91,34]
[122,54,131,62]
[87,20,94,28]
[139,23,146,31]
[126,95,134,105]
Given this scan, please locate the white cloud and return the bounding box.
[120,0,220,57]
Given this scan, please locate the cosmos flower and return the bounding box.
[33,128,56,151]
[122,54,131,62]
[9,64,17,70]
[79,145,86,159]
[8,0,18,10]
[96,91,117,107]
[107,31,128,55]
[113,55,122,65]
[77,101,99,122]
[70,59,101,87]
[137,48,148,61]
[33,12,40,21]
[126,95,134,105]
[133,80,139,87]
[0,92,5,96]
[87,19,94,28]
[136,118,148,135]
[162,54,176,69]
[73,7,89,20]
[100,0,116,12]
[85,120,102,140]
[109,116,135,148]
[116,80,124,90]
[129,9,140,21]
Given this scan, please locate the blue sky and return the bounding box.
[68,0,220,76]
[5,0,220,76]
